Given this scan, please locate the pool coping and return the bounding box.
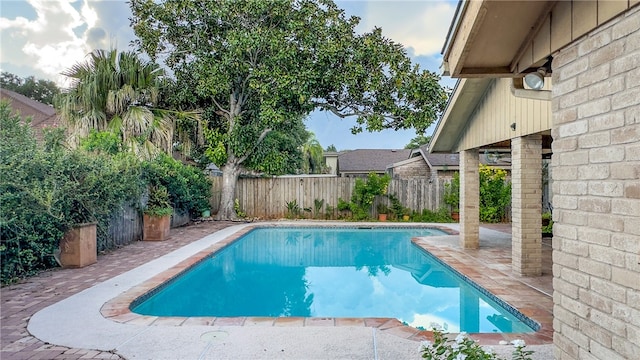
[99,222,553,345]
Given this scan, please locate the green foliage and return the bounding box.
[301,132,326,174]
[1,101,144,284]
[340,173,391,220]
[246,119,307,175]
[1,72,60,105]
[286,200,301,219]
[142,153,212,217]
[414,207,454,223]
[404,134,431,149]
[325,144,337,152]
[234,199,247,218]
[80,130,124,155]
[313,198,325,219]
[324,204,336,220]
[420,329,534,360]
[144,185,173,217]
[56,49,201,160]
[444,168,511,222]
[443,172,460,212]
[376,203,389,214]
[542,212,553,234]
[388,194,407,220]
[479,165,511,223]
[131,0,447,218]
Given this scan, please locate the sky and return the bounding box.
[0,0,458,151]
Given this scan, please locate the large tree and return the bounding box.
[56,49,200,159]
[130,0,447,219]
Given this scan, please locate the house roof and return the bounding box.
[410,145,511,169]
[338,149,411,173]
[427,78,492,153]
[0,88,58,139]
[411,146,460,167]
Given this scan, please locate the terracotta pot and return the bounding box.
[59,223,97,268]
[143,214,171,241]
[378,213,388,222]
[451,212,460,222]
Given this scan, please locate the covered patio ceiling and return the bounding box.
[442,0,555,78]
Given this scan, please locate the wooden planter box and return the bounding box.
[59,223,97,268]
[143,214,171,241]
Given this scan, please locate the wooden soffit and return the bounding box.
[442,0,556,78]
[442,0,638,78]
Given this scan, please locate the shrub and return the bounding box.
[479,165,511,223]
[79,130,123,155]
[142,153,212,217]
[444,167,511,223]
[144,185,173,217]
[443,172,460,212]
[415,207,454,223]
[285,199,301,219]
[420,328,534,360]
[0,102,143,284]
[340,173,391,220]
[388,194,407,220]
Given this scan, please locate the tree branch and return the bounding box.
[237,127,272,164]
[212,98,230,117]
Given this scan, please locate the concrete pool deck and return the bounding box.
[3,221,554,359]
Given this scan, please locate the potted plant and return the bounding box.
[402,209,411,221]
[143,185,173,241]
[376,203,388,222]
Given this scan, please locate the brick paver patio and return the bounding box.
[1,220,237,360]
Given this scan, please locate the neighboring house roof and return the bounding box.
[408,145,511,169]
[338,149,411,174]
[0,88,58,140]
[410,146,459,168]
[385,155,425,170]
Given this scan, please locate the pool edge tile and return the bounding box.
[99,223,553,346]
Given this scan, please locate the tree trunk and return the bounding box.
[215,160,242,220]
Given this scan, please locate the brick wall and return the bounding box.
[551,6,640,360]
[391,160,431,178]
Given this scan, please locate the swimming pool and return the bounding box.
[131,226,536,333]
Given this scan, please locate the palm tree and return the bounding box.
[56,49,200,159]
[300,132,325,174]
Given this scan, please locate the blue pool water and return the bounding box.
[131,227,536,333]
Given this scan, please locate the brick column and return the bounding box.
[511,135,542,276]
[460,149,479,249]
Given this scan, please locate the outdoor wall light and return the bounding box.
[524,68,546,90]
[523,56,553,90]
[510,122,516,131]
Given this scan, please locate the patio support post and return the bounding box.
[459,149,480,249]
[511,135,542,276]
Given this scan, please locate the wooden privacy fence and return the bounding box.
[209,176,449,219]
[104,204,191,250]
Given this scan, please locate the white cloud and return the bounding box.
[0,0,98,84]
[0,0,133,86]
[360,1,456,56]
